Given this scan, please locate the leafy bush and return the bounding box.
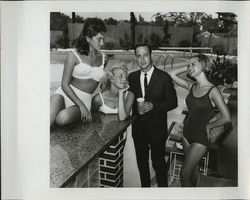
[208,57,237,86]
[71,39,78,48]
[119,33,132,50]
[191,40,201,47]
[232,48,237,56]
[149,33,161,50]
[212,43,226,56]
[136,33,162,50]
[55,33,69,49]
[105,42,115,50]
[137,34,144,44]
[50,12,71,32]
[162,20,171,45]
[136,34,149,45]
[50,42,58,49]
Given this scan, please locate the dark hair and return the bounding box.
[191,54,211,73]
[76,18,106,55]
[134,43,152,55]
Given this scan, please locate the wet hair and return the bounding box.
[191,54,211,73]
[134,43,152,55]
[100,64,129,91]
[76,18,106,55]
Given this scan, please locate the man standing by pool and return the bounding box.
[128,44,177,187]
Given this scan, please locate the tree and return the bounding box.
[152,12,233,47]
[217,12,237,33]
[139,14,145,23]
[50,12,71,48]
[75,15,85,23]
[153,12,189,26]
[130,12,137,48]
[50,12,71,32]
[104,17,118,25]
[149,33,161,49]
[55,33,70,48]
[162,20,171,45]
[119,33,131,51]
[154,15,165,26]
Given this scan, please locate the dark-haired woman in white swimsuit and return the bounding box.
[50,18,107,126]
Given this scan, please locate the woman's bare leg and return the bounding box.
[55,105,81,126]
[181,143,207,187]
[181,137,200,185]
[182,136,190,155]
[50,94,65,126]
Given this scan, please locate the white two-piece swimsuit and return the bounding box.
[98,91,129,114]
[54,49,105,111]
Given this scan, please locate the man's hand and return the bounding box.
[138,101,153,115]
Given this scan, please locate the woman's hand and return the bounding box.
[119,84,130,94]
[117,83,131,121]
[79,104,92,123]
[168,64,191,91]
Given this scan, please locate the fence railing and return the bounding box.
[158,47,213,57]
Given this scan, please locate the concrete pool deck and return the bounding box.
[50,50,237,187]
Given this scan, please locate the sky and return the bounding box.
[63,12,218,22]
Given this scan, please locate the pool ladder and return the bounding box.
[156,54,174,69]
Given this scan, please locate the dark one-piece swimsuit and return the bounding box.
[183,83,215,146]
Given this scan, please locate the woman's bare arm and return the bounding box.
[118,89,134,121]
[207,87,232,129]
[61,51,91,121]
[168,64,193,91]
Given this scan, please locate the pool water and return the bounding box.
[50,50,189,83]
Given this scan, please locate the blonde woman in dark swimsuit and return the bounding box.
[169,54,231,187]
[50,18,107,126]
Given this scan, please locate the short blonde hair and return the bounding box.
[191,54,211,73]
[100,64,129,90]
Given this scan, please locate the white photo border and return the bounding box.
[1,1,250,200]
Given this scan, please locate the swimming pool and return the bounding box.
[50,49,189,84]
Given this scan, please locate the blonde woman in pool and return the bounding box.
[50,18,108,127]
[92,64,134,120]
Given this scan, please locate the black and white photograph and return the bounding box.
[1,1,249,200]
[50,11,238,188]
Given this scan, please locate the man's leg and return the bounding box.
[133,136,150,187]
[150,139,168,187]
